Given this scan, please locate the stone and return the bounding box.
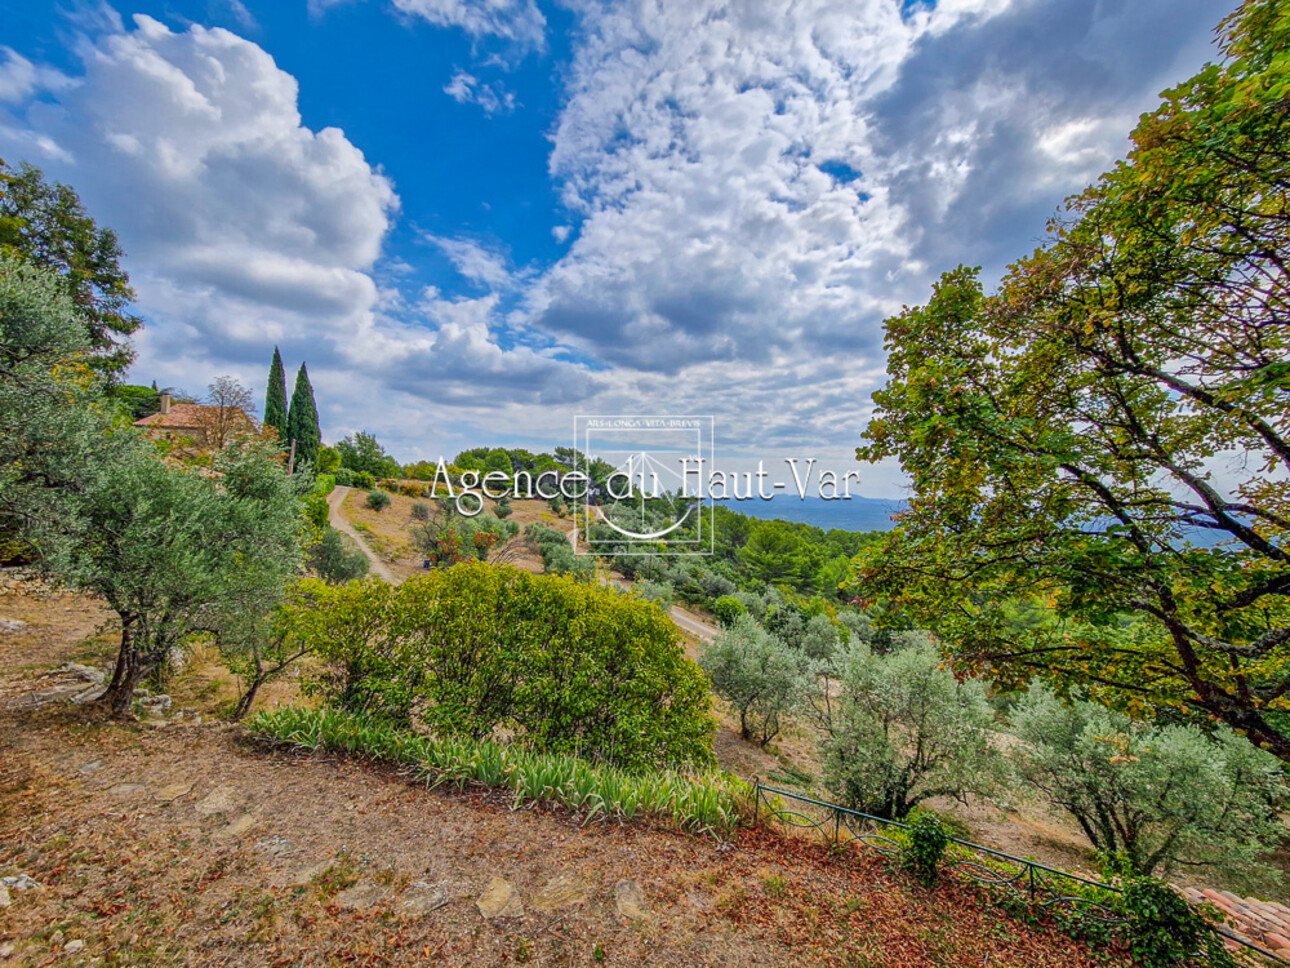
[64,940,84,954]
[50,930,63,946]
[400,882,450,916]
[107,783,146,796]
[70,686,107,705]
[685,891,714,912]
[137,694,172,716]
[0,618,28,633]
[195,785,240,818]
[255,836,295,857]
[333,882,391,911]
[79,760,104,774]
[215,814,256,840]
[530,874,592,913]
[58,663,104,684]
[0,875,42,891]
[476,877,523,919]
[0,942,13,958]
[155,782,192,802]
[614,880,652,923]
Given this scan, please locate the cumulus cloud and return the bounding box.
[0,12,593,444]
[442,69,517,115]
[0,47,72,103]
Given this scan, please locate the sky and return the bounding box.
[0,0,1225,498]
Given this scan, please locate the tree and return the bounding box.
[202,376,256,450]
[855,1,1290,759]
[57,437,306,715]
[335,431,400,479]
[264,347,288,445]
[307,528,370,584]
[699,614,810,746]
[286,363,320,467]
[0,160,141,374]
[1011,685,1288,879]
[821,640,1003,819]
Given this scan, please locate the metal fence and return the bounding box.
[752,780,1287,966]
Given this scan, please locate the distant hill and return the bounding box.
[714,495,905,532]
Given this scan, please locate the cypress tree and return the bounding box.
[264,346,288,445]
[286,362,320,466]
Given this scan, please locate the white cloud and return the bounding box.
[442,69,517,115]
[0,47,72,103]
[427,234,516,290]
[392,0,545,52]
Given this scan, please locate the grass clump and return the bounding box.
[250,705,749,836]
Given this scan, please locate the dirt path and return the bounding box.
[328,485,398,583]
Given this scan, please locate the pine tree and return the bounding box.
[286,363,320,467]
[264,347,288,445]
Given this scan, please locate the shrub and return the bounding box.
[302,563,715,771]
[637,580,673,610]
[250,706,746,835]
[365,490,391,512]
[1010,684,1288,878]
[821,639,1003,819]
[314,473,336,496]
[415,513,519,566]
[1115,867,1238,968]
[308,528,369,584]
[410,501,431,521]
[302,492,329,529]
[352,470,375,489]
[494,497,513,519]
[524,522,593,579]
[700,614,810,746]
[712,595,746,627]
[333,467,356,487]
[900,811,950,887]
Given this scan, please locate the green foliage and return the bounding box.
[410,501,430,521]
[820,639,1003,819]
[298,564,715,771]
[1115,866,1238,968]
[110,384,161,420]
[899,811,950,887]
[59,436,308,713]
[700,614,810,746]
[336,431,401,479]
[302,493,330,529]
[853,0,1290,760]
[524,522,593,579]
[364,489,391,512]
[285,363,320,466]
[263,346,288,445]
[637,579,673,610]
[712,595,747,627]
[416,513,518,566]
[316,445,341,474]
[0,160,140,373]
[250,706,746,835]
[351,470,375,489]
[307,528,369,584]
[494,496,513,519]
[1011,685,1288,879]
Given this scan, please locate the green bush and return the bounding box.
[1117,870,1237,968]
[365,489,391,512]
[333,467,355,487]
[637,579,673,610]
[416,513,519,566]
[900,811,950,887]
[712,595,747,627]
[313,473,336,496]
[302,492,329,529]
[494,497,513,519]
[525,522,593,579]
[301,564,716,771]
[410,501,431,521]
[352,470,375,489]
[250,706,747,835]
[308,528,369,583]
[700,614,809,746]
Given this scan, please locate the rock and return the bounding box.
[0,885,9,908]
[154,782,192,802]
[64,940,84,954]
[215,814,256,840]
[333,882,391,911]
[79,760,104,774]
[476,877,523,919]
[70,686,107,705]
[614,880,652,923]
[58,663,104,684]
[107,783,146,796]
[136,694,172,716]
[195,785,240,818]
[685,891,714,912]
[255,836,296,858]
[0,942,13,958]
[400,882,450,916]
[0,874,42,891]
[50,930,64,946]
[0,618,28,633]
[530,874,593,913]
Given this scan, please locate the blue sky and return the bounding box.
[0,0,1223,496]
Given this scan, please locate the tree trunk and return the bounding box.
[232,678,262,721]
[102,620,144,717]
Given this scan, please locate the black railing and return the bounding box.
[752,780,1287,966]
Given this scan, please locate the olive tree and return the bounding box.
[1011,685,1289,878]
[700,614,810,746]
[821,640,1004,819]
